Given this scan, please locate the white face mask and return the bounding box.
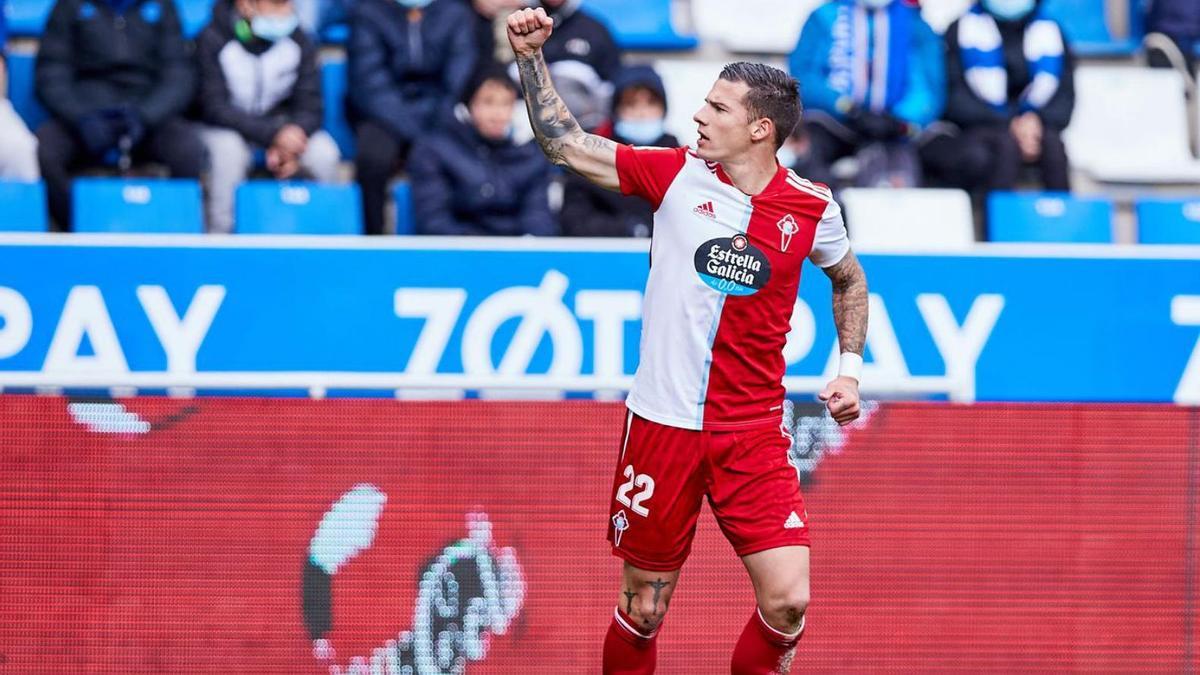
[859,0,891,9]
[250,13,298,40]
[982,0,1035,20]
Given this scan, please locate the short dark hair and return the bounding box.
[718,62,802,149]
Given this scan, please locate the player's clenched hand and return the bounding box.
[506,7,553,57]
[818,376,861,426]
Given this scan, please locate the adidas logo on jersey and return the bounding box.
[783,512,805,529]
[693,201,716,219]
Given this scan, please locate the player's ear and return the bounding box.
[750,117,773,144]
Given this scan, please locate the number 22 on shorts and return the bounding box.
[615,465,655,517]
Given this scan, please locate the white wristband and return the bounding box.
[838,352,863,381]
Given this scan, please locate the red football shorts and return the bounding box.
[606,410,810,571]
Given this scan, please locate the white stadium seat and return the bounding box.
[1063,66,1200,184]
[691,0,820,54]
[840,188,976,250]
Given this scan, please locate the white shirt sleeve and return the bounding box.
[808,198,851,268]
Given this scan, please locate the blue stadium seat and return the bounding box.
[4,0,211,36]
[988,192,1114,243]
[320,23,348,44]
[235,181,362,234]
[4,51,47,132]
[392,181,414,235]
[4,0,54,36]
[1041,0,1141,57]
[0,181,48,231]
[321,59,355,159]
[72,178,204,233]
[1135,197,1200,244]
[581,0,697,51]
[176,0,215,37]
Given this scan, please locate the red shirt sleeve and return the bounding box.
[615,144,689,210]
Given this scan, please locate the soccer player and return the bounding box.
[507,8,868,674]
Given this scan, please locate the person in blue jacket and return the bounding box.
[788,0,944,188]
[347,0,476,234]
[408,63,557,236]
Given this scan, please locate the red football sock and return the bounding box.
[730,608,804,675]
[602,607,658,675]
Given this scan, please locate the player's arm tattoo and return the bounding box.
[514,51,618,187]
[823,250,868,356]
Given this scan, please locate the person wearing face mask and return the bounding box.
[559,64,678,237]
[194,0,341,233]
[919,0,1075,206]
[348,0,476,234]
[34,0,204,230]
[407,64,557,235]
[788,0,944,189]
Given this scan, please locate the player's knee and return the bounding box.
[628,590,670,633]
[759,587,809,631]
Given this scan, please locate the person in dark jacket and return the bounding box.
[347,0,476,234]
[538,0,620,83]
[408,64,556,236]
[919,0,1075,195]
[560,64,677,238]
[195,0,341,233]
[35,0,203,230]
[1145,0,1200,74]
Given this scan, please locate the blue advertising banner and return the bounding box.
[1,235,1198,403]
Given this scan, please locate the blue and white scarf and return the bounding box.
[827,0,915,114]
[958,5,1064,114]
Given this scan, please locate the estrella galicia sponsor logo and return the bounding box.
[693,234,772,296]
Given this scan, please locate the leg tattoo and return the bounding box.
[623,590,636,616]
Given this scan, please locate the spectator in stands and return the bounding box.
[0,5,39,181]
[35,0,203,231]
[409,64,556,236]
[789,0,944,188]
[561,64,678,237]
[459,0,526,66]
[195,0,341,233]
[537,0,621,83]
[920,0,1075,194]
[1145,0,1199,76]
[348,0,476,234]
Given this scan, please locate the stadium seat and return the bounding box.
[392,181,415,235]
[692,0,818,54]
[1063,66,1200,184]
[235,181,362,234]
[987,191,1113,243]
[4,51,47,132]
[176,0,215,37]
[72,178,204,233]
[1041,0,1141,56]
[0,181,48,231]
[320,23,348,44]
[1135,197,1200,244]
[4,0,53,36]
[840,188,975,250]
[580,0,697,51]
[321,58,355,159]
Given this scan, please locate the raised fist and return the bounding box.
[506,7,554,57]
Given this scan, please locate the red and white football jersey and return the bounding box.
[616,144,850,431]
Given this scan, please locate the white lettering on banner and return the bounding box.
[782,299,816,365]
[1171,295,1200,404]
[461,270,582,376]
[0,287,33,359]
[575,290,642,378]
[917,294,1005,403]
[394,288,468,374]
[136,285,226,374]
[824,294,910,381]
[43,286,129,374]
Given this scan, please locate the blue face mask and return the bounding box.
[615,118,665,146]
[859,0,891,9]
[396,0,433,7]
[982,0,1035,21]
[251,13,298,40]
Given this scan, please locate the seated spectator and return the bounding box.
[347,0,476,234]
[458,0,526,66]
[919,0,1075,194]
[195,0,341,233]
[1145,0,1199,77]
[538,0,621,83]
[409,65,556,236]
[35,0,203,231]
[561,65,678,238]
[0,4,39,181]
[789,0,944,188]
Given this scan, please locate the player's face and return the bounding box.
[469,80,518,142]
[692,79,758,162]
